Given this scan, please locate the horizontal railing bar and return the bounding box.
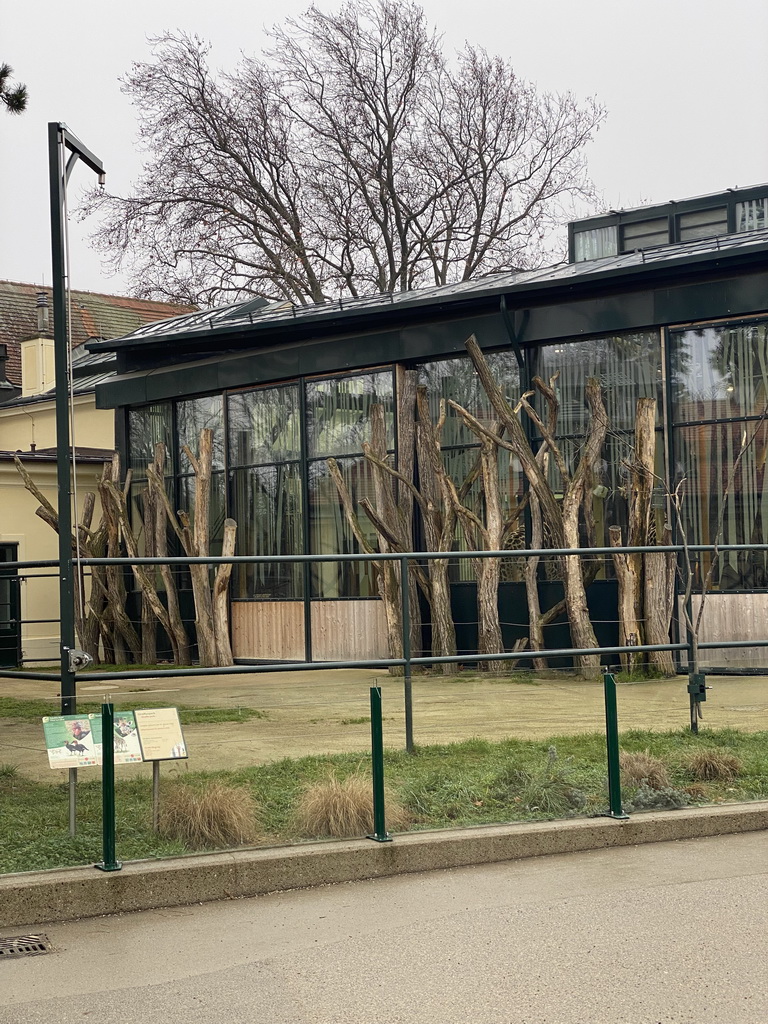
[0,640,691,682]
[3,541,768,572]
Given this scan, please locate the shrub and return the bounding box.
[158,782,261,849]
[619,750,670,790]
[295,774,410,838]
[495,747,586,817]
[624,783,690,812]
[682,749,743,782]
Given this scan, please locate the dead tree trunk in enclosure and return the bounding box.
[213,518,237,666]
[98,460,142,663]
[445,402,528,674]
[610,525,643,673]
[559,379,607,677]
[149,444,191,665]
[141,483,158,664]
[464,335,607,678]
[148,429,232,667]
[394,368,423,660]
[415,388,459,674]
[326,457,403,671]
[644,525,676,675]
[14,456,110,660]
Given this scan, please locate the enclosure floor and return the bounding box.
[2,668,767,782]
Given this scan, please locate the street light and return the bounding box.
[48,122,104,716]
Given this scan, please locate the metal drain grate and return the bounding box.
[0,935,52,959]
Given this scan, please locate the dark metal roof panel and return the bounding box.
[87,228,768,354]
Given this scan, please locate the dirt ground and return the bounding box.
[2,668,767,783]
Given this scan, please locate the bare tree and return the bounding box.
[83,2,604,306]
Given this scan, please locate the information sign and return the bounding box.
[134,707,188,761]
[42,714,101,769]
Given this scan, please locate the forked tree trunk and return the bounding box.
[644,526,677,675]
[151,444,191,664]
[610,525,644,673]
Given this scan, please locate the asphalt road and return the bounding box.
[1,832,766,1023]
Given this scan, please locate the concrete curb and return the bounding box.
[2,802,766,928]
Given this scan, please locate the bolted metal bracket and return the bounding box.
[66,648,93,673]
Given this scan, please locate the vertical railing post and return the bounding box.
[95,702,122,871]
[400,555,414,753]
[367,686,392,842]
[603,672,628,820]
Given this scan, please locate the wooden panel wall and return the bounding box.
[310,600,389,661]
[681,594,768,668]
[231,601,305,661]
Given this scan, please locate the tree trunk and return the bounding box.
[213,518,237,666]
[182,430,217,667]
[610,525,644,673]
[395,367,423,660]
[151,444,191,664]
[644,525,676,676]
[141,484,158,664]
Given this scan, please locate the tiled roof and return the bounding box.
[0,281,195,385]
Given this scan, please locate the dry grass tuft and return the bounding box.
[295,774,410,838]
[683,783,708,801]
[682,749,743,782]
[619,750,670,790]
[158,782,261,849]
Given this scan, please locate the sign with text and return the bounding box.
[134,707,188,761]
[42,714,101,769]
[42,709,182,768]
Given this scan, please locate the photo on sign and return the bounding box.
[111,711,143,764]
[42,715,100,769]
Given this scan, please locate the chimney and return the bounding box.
[36,291,49,335]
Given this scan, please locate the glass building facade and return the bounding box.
[126,315,768,616]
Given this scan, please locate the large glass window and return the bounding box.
[228,385,303,600]
[418,352,523,581]
[620,218,668,251]
[306,370,394,598]
[671,319,768,591]
[671,321,768,422]
[531,331,662,434]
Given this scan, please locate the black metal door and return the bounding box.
[0,544,21,668]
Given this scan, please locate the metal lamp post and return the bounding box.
[48,122,104,716]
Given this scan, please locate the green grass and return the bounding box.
[2,726,767,875]
[0,697,266,725]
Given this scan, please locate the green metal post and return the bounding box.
[400,556,414,753]
[603,673,629,820]
[368,686,392,842]
[95,703,122,871]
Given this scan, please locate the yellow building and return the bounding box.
[0,281,193,665]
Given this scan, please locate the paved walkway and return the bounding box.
[1,831,766,1023]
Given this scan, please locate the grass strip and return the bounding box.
[1,727,766,874]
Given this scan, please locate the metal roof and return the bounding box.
[87,228,768,354]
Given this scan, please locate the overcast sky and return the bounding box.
[2,0,767,299]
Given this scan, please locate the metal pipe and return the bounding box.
[603,673,628,819]
[367,686,391,842]
[95,702,122,872]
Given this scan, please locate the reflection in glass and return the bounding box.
[306,371,394,458]
[177,394,225,471]
[674,421,768,591]
[231,465,303,600]
[308,457,381,598]
[228,386,301,467]
[128,403,172,477]
[531,332,661,434]
[671,322,768,422]
[418,352,520,448]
